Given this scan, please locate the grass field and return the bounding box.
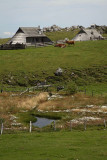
[0,40,107,94]
[0,33,107,160]
[0,40,106,73]
[0,130,107,160]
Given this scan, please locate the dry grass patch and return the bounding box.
[0,92,49,123]
[17,92,48,109]
[37,93,107,111]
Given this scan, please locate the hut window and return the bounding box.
[26,37,35,43]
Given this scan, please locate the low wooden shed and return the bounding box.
[7,27,52,46]
[72,29,104,41]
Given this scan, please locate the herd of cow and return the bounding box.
[54,40,75,48]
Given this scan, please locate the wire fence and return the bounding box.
[0,119,106,135]
[0,85,106,97]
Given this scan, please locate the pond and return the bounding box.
[33,117,55,128]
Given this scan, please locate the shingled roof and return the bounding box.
[17,27,46,37]
[83,29,102,38]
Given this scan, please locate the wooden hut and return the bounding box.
[7,27,52,46]
[72,29,104,41]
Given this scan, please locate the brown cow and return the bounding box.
[54,43,66,48]
[66,40,75,45]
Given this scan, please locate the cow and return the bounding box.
[66,40,75,45]
[54,43,66,48]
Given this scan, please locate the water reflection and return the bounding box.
[33,117,55,128]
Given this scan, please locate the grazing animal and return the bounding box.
[54,43,66,48]
[66,40,75,45]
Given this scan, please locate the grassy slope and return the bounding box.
[45,29,79,41]
[0,130,107,160]
[0,40,106,73]
[0,38,107,93]
[0,38,10,44]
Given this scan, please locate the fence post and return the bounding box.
[104,119,106,129]
[84,119,87,131]
[29,121,32,133]
[53,121,56,131]
[70,120,72,131]
[1,121,3,135]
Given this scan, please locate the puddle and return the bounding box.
[33,117,55,128]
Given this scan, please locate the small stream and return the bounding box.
[33,117,55,128]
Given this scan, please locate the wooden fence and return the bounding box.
[0,43,26,50]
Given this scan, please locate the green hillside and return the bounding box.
[0,39,107,94]
[45,29,79,41]
[0,38,10,44]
